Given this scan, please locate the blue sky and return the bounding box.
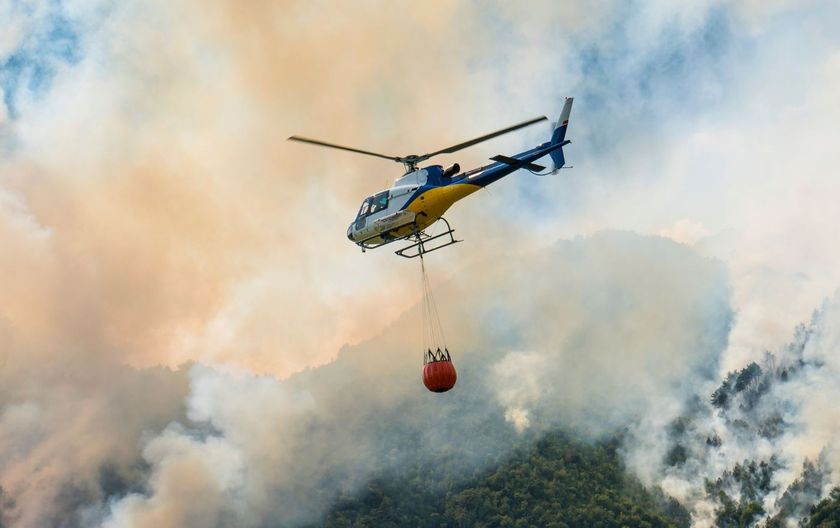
[1,1,84,118]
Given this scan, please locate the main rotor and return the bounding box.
[289,115,548,173]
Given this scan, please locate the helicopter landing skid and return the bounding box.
[394,217,461,259]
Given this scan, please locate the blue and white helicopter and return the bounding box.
[289,98,573,258]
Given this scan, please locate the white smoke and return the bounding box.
[618,292,840,526]
[3,1,840,527]
[492,352,546,432]
[94,231,730,527]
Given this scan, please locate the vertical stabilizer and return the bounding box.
[549,97,573,169]
[551,97,573,144]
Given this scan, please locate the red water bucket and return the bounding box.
[423,359,457,393]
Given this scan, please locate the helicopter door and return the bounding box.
[369,191,389,215]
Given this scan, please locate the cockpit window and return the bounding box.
[356,191,389,219]
[357,199,371,218]
[369,191,389,214]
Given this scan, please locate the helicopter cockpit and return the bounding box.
[356,190,389,219]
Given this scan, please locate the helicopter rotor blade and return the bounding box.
[416,115,548,162]
[287,136,401,162]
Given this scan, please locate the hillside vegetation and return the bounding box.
[313,432,690,528]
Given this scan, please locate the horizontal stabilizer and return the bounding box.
[490,155,545,172]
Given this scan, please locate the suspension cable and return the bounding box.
[420,251,448,363]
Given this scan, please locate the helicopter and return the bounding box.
[289,97,573,258]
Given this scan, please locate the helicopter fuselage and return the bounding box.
[347,138,569,248]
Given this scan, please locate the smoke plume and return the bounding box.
[3,1,840,527]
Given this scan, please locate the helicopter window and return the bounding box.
[357,199,371,218]
[369,191,389,214]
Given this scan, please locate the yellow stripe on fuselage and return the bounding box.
[406,183,481,231]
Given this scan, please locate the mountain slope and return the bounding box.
[315,431,690,528]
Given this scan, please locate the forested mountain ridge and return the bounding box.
[308,420,840,528]
[312,432,690,528]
